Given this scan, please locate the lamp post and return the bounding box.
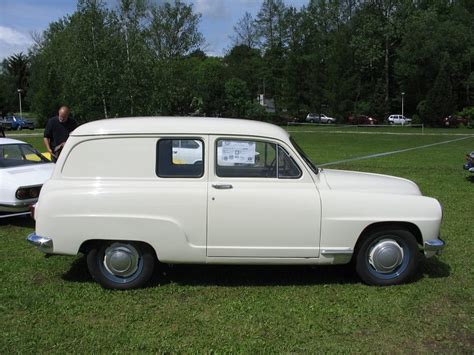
[17,89,23,118]
[401,92,405,117]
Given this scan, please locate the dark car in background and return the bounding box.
[440,115,469,128]
[347,115,378,125]
[0,116,35,130]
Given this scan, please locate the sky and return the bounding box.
[0,0,309,61]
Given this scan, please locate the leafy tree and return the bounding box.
[225,78,250,117]
[6,53,30,97]
[148,0,204,59]
[231,12,260,48]
[423,56,454,126]
[224,45,264,101]
[0,60,17,115]
[113,0,153,116]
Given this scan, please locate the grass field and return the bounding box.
[1,127,473,352]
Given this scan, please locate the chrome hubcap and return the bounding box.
[103,243,140,277]
[368,239,404,273]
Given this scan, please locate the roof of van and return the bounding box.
[71,117,290,141]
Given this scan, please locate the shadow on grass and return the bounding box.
[419,257,451,279]
[62,255,93,283]
[0,214,35,228]
[62,254,450,287]
[149,264,359,287]
[62,255,359,286]
[466,176,474,183]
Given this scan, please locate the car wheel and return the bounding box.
[87,241,156,289]
[310,119,315,123]
[355,228,419,286]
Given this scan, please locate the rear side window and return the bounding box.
[156,139,204,178]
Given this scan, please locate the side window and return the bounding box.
[278,146,302,179]
[216,139,277,178]
[156,139,204,178]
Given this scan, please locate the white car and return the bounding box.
[387,114,412,125]
[27,117,444,289]
[306,113,336,124]
[0,138,54,218]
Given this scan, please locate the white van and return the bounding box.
[27,117,444,289]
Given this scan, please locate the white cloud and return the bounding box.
[0,26,32,46]
[194,0,229,19]
[0,26,33,59]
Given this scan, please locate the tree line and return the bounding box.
[0,0,473,127]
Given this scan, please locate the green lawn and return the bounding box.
[1,129,473,352]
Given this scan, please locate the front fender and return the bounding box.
[319,191,442,250]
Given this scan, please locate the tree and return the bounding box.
[256,0,288,50]
[113,0,152,116]
[6,53,29,94]
[423,56,454,126]
[0,60,17,115]
[231,12,259,48]
[225,78,250,117]
[225,45,264,100]
[148,0,204,59]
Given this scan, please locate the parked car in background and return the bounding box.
[464,151,474,174]
[347,115,378,125]
[0,116,35,130]
[306,113,336,124]
[440,115,469,128]
[27,117,444,290]
[0,138,54,218]
[387,115,412,125]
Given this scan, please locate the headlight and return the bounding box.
[15,185,42,200]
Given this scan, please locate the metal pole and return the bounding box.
[401,92,405,117]
[17,89,23,118]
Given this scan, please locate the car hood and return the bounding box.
[321,169,421,195]
[1,163,54,187]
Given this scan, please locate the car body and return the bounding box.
[27,117,444,289]
[387,115,412,125]
[440,115,469,128]
[0,138,54,218]
[347,115,378,125]
[0,116,35,130]
[305,113,336,124]
[464,151,474,174]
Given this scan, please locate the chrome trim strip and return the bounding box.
[424,239,445,251]
[27,233,53,251]
[321,248,354,255]
[0,212,30,219]
[0,199,37,208]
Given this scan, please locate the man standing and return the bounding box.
[44,106,77,162]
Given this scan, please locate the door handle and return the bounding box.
[212,184,233,190]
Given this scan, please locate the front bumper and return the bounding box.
[424,238,445,257]
[27,233,53,253]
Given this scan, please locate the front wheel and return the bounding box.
[87,241,156,289]
[355,228,419,286]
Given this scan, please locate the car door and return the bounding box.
[207,136,321,258]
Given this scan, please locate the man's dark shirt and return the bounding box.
[44,116,78,150]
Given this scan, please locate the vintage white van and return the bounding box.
[27,117,444,289]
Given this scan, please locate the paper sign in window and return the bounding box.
[220,141,256,165]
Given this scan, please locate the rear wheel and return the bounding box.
[355,228,419,286]
[87,241,156,289]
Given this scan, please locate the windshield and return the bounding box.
[290,137,319,174]
[0,144,50,168]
